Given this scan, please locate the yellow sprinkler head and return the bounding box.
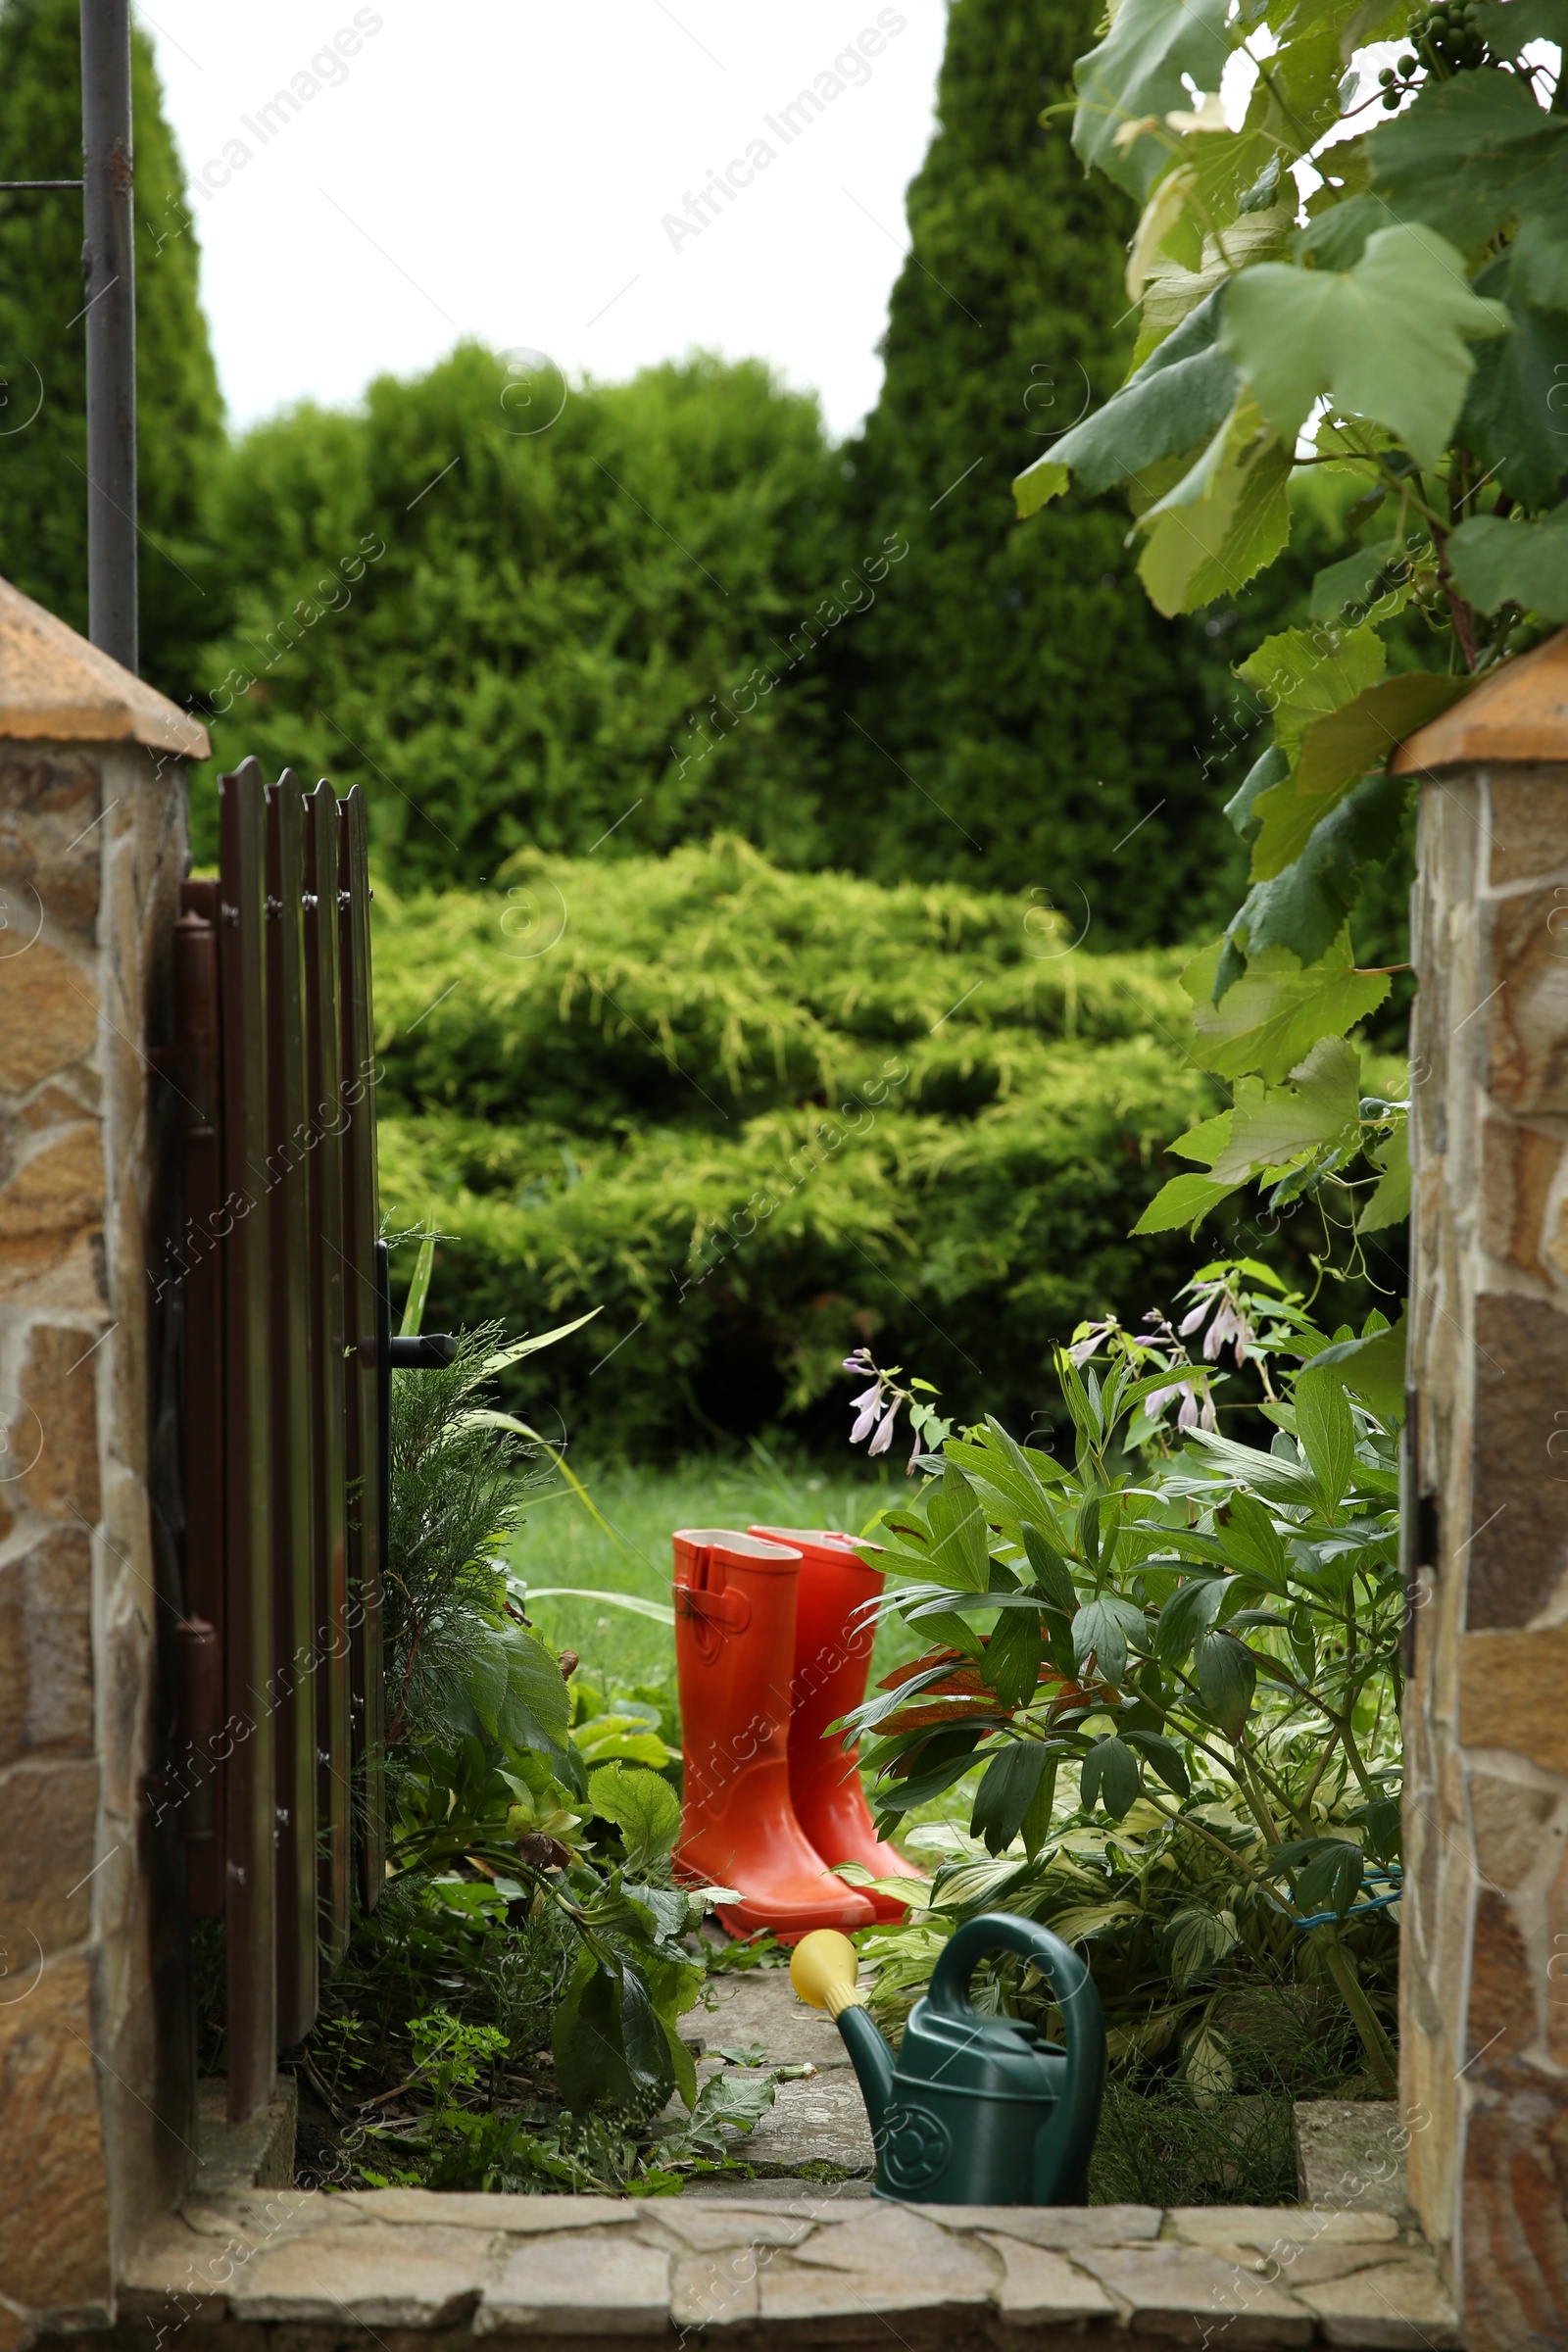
[790,1930,866,2020]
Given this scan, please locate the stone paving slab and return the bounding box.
[681,1969,852,2071]
[105,2189,1460,2348]
[1295,2102,1410,2215]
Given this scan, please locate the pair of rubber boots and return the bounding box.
[672,1523,923,1942]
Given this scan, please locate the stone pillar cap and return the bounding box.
[1392,627,1568,775]
[0,572,210,758]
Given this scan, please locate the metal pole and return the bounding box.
[80,0,136,673]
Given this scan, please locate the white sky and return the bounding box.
[135,1,950,443]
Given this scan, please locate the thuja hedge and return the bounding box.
[373,839,1216,1453]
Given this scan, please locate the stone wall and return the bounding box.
[1404,752,1568,2345]
[0,738,190,2334]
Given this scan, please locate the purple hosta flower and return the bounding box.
[1068,1318,1116,1367]
[1145,1376,1217,1436]
[1178,1299,1209,1341]
[866,1396,901,1457]
[1203,1298,1252,1366]
[849,1380,886,1445]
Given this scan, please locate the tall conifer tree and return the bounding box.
[828,0,1239,940]
[0,0,222,699]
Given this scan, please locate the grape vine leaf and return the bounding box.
[1219,224,1510,468]
[1136,398,1293,616]
[1446,499,1568,620]
[1368,67,1568,250]
[1472,0,1568,58]
[1206,1036,1363,1185]
[1357,1118,1411,1234]
[1459,252,1568,509]
[1013,288,1236,517]
[1237,624,1386,763]
[1230,771,1409,965]
[1133,1167,1245,1236]
[1183,929,1391,1085]
[1071,0,1233,201]
[1250,672,1474,878]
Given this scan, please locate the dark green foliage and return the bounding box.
[820,0,1236,933]
[0,0,223,701]
[372,840,1217,1455]
[186,349,847,876]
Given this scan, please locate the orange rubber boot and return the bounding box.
[751,1525,927,1922]
[672,1529,875,1944]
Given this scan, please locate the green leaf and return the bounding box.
[1308,540,1406,626]
[398,1227,436,1339]
[1250,675,1475,881]
[1295,192,1401,274]
[1369,67,1568,251]
[552,1947,670,2113]
[926,1465,993,1593]
[1013,294,1237,517]
[498,1622,572,1753]
[1153,1575,1229,1665]
[1168,1109,1234,1167]
[1132,1168,1244,1237]
[1164,1903,1239,1986]
[1136,399,1293,617]
[1184,930,1391,1086]
[1294,1366,1356,1515]
[1021,1521,1079,1616]
[1473,0,1568,58]
[1447,499,1568,622]
[523,1587,677,1627]
[1124,1728,1192,1797]
[1195,1629,1256,1739]
[969,1740,1051,1856]
[1226,745,1287,844]
[1236,624,1386,766]
[1184,1427,1319,1507]
[1073,1594,1147,1684]
[1457,248,1568,510]
[1071,0,1234,200]
[1021,1753,1059,1859]
[587,1763,681,1874]
[1219,224,1511,468]
[1079,1735,1142,1820]
[1305,1315,1407,1426]
[1207,1035,1362,1185]
[982,1606,1043,1710]
[1231,772,1409,966]
[1357,1118,1410,1236]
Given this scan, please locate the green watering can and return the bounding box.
[791,1912,1104,2205]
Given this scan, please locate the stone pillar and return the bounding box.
[0,580,206,2336]
[1396,629,1568,2347]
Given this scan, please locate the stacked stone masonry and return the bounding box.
[1396,633,1568,2348]
[99,2191,1454,2348]
[0,673,195,2334]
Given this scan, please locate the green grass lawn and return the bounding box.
[507,1440,925,1695]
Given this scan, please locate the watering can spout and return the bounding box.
[791,1931,894,2138]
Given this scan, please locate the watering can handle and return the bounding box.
[927,1912,1104,2205]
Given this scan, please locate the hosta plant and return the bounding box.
[843,1271,1405,2089]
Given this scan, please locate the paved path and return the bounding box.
[676,1962,876,2194]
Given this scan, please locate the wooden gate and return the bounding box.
[169,757,385,2123]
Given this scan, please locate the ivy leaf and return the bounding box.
[1230,773,1408,967]
[1132,1169,1244,1235]
[1206,1035,1362,1186]
[969,1740,1050,1856]
[1357,1119,1410,1236]
[1250,674,1473,880]
[1447,500,1568,622]
[1136,398,1293,616]
[1195,1629,1256,1739]
[1219,224,1510,468]
[1079,1734,1142,1820]
[1014,290,1236,517]
[1071,0,1234,200]
[1183,930,1391,1086]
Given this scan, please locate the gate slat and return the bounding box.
[218,757,277,2123]
[265,775,319,2047]
[303,781,353,1965]
[174,878,224,1915]
[337,787,385,1903]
